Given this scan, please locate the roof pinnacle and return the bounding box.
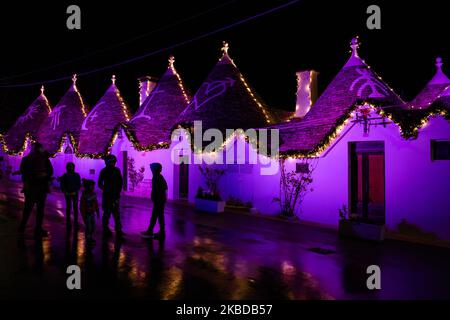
[169,55,175,69]
[350,37,360,57]
[221,41,229,56]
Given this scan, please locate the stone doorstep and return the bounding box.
[386,230,450,249]
[169,199,450,249]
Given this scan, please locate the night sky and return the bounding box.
[1,0,449,131]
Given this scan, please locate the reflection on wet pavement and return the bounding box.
[1,180,450,300]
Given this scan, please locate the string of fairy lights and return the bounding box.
[40,85,53,114]
[72,74,89,118]
[280,101,449,159]
[220,41,273,124]
[168,56,191,104]
[111,75,132,122]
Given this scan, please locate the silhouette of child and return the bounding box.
[80,179,99,245]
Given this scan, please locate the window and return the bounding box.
[431,140,450,160]
[296,163,310,173]
[64,146,73,154]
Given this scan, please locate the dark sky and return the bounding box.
[1,0,449,131]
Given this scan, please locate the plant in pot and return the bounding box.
[338,205,385,242]
[273,158,316,220]
[128,156,145,192]
[195,166,226,213]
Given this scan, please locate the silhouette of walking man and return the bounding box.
[60,162,81,230]
[140,163,167,240]
[98,154,124,238]
[18,142,53,237]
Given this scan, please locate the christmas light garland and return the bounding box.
[112,75,132,121]
[123,125,170,153]
[0,133,34,156]
[280,100,449,159]
[0,86,52,156]
[72,74,88,117]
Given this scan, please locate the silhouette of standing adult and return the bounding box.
[18,142,53,237]
[98,154,124,238]
[140,163,167,240]
[60,162,81,230]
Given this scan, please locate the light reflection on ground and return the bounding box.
[1,180,450,300]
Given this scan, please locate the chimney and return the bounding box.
[295,70,318,118]
[138,76,158,106]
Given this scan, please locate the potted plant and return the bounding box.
[127,156,145,192]
[338,205,385,242]
[195,166,226,213]
[272,159,315,220]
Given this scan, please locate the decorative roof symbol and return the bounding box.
[132,88,166,122]
[189,77,236,110]
[17,104,39,125]
[49,104,67,130]
[350,68,388,98]
[81,102,104,131]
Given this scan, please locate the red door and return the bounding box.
[179,162,189,199]
[350,142,385,223]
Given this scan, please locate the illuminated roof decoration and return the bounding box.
[126,56,191,150]
[77,75,131,157]
[409,57,450,109]
[2,39,448,160]
[2,86,51,155]
[37,74,88,156]
[177,42,289,135]
[273,38,405,157]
